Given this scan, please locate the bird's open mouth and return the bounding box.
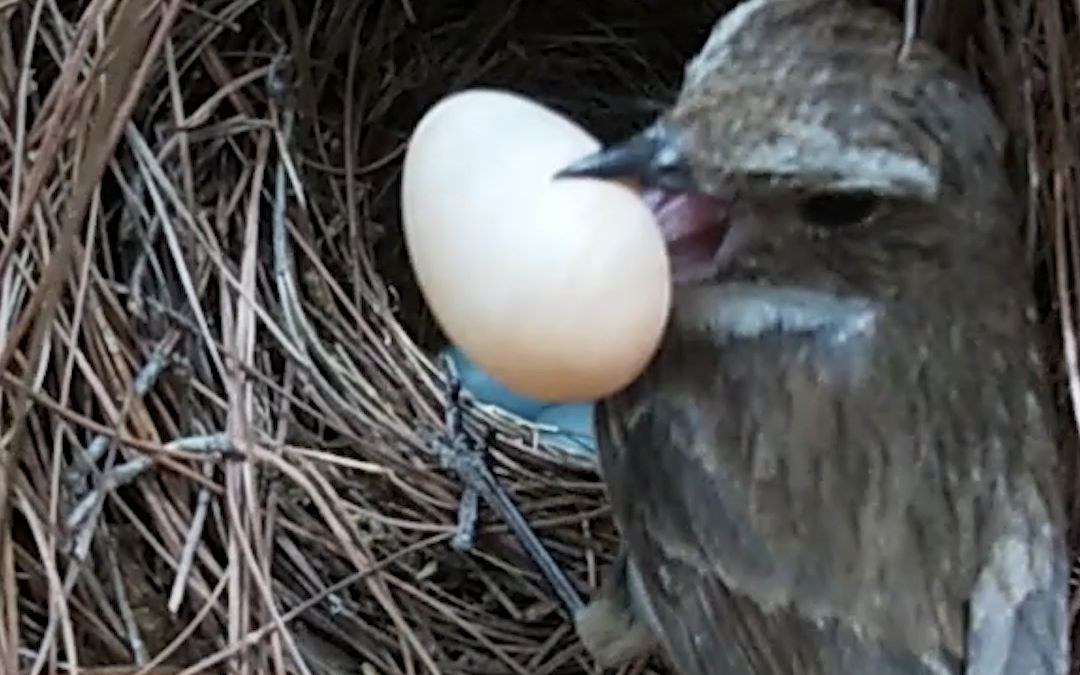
[641,188,730,284]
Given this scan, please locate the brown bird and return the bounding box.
[558,0,1069,674]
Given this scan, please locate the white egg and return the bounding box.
[402,88,670,401]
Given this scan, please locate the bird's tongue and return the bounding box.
[642,188,729,283]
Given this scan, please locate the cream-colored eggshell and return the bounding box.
[402,88,670,401]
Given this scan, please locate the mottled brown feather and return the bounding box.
[584,1,1068,674]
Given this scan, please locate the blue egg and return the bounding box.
[534,402,596,456]
[441,347,549,420]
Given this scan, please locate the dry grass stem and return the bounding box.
[0,0,1075,673]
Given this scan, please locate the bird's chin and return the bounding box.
[674,282,881,345]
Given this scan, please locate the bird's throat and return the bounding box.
[670,283,883,385]
[675,283,880,342]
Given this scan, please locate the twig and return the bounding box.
[64,343,177,485]
[105,527,148,663]
[900,0,918,61]
[168,462,214,613]
[433,356,584,617]
[66,432,232,547]
[450,486,480,553]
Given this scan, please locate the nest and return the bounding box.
[1,0,1077,673]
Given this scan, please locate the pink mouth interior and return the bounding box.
[642,188,730,283]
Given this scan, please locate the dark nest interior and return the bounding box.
[0,0,1078,673]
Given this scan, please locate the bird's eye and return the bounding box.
[798,192,880,230]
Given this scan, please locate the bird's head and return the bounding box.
[559,0,1015,343]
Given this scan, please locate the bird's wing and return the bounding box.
[595,335,1067,675]
[597,397,950,675]
[963,479,1068,675]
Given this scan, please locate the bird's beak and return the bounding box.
[555,125,700,193]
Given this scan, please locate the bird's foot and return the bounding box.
[575,548,658,667]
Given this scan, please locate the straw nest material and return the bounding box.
[0,0,1076,673]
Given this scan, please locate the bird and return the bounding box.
[557,0,1070,673]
